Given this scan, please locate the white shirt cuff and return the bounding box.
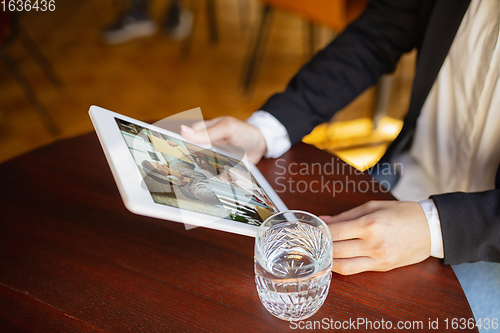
[246,111,291,158]
[419,199,444,259]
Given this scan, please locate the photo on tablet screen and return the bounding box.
[115,118,279,226]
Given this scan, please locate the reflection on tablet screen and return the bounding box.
[115,118,278,226]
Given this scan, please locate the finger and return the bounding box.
[205,118,240,144]
[332,257,374,275]
[180,124,196,136]
[331,239,366,259]
[181,125,196,136]
[319,215,332,221]
[180,125,210,144]
[185,118,237,145]
[190,118,221,131]
[182,118,227,144]
[325,201,386,224]
[328,219,364,241]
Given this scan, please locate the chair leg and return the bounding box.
[241,4,272,94]
[17,26,64,89]
[0,48,61,136]
[206,0,218,44]
[181,0,200,57]
[305,20,316,58]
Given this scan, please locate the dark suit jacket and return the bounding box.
[261,0,500,265]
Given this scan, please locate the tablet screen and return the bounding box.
[115,118,279,226]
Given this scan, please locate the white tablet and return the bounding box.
[89,106,287,237]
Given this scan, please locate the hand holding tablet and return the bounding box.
[180,117,268,165]
[89,106,287,237]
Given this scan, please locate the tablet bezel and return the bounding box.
[89,105,288,237]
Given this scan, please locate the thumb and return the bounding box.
[180,124,210,144]
[181,118,235,145]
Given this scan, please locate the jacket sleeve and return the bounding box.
[261,0,423,144]
[431,190,500,265]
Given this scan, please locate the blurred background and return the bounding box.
[0,0,415,169]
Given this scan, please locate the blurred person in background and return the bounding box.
[102,0,193,44]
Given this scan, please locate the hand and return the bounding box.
[180,116,267,164]
[320,201,431,275]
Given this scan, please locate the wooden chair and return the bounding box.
[242,0,367,93]
[0,12,63,136]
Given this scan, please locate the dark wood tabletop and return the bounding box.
[0,132,477,332]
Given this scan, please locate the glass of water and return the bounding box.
[254,210,333,321]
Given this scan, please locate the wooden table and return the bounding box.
[0,132,477,332]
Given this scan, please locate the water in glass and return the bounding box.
[255,218,332,321]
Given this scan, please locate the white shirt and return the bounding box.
[247,0,500,259]
[393,0,500,257]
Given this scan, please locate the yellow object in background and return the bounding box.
[303,116,403,171]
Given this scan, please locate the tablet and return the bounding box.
[89,106,288,237]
